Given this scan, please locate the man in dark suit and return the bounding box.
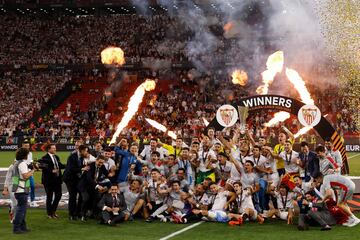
[39,144,65,218]
[63,145,89,220]
[297,190,335,231]
[299,141,319,182]
[90,141,103,158]
[78,155,109,221]
[98,184,127,226]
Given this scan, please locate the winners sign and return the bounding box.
[205,95,349,174]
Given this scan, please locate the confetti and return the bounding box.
[315,0,360,130]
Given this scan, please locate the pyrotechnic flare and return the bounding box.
[223,21,233,34]
[285,68,314,105]
[294,126,312,138]
[256,51,284,95]
[231,70,248,86]
[145,118,177,140]
[101,47,125,66]
[109,79,156,145]
[281,126,293,137]
[202,117,209,126]
[264,111,290,127]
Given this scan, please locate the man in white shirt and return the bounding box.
[103,148,116,179]
[228,182,264,225]
[267,184,295,224]
[207,128,221,146]
[261,146,280,187]
[316,145,340,175]
[278,141,302,175]
[144,169,165,220]
[12,148,34,234]
[140,139,168,163]
[293,175,312,196]
[197,136,217,184]
[216,152,232,187]
[270,141,302,190]
[314,173,359,227]
[191,184,210,210]
[324,138,343,170]
[122,179,145,221]
[249,145,270,212]
[192,183,235,222]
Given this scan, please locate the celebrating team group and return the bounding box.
[4,126,359,233]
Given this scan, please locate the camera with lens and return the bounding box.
[27,158,48,171]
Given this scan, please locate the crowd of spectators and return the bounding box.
[0,13,248,69]
[0,13,357,143]
[2,69,357,145]
[0,14,191,65]
[0,71,71,139]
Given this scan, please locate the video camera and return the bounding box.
[27,158,48,171]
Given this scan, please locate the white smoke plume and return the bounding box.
[131,0,150,16]
[142,57,172,71]
[130,0,333,91]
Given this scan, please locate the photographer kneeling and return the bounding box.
[12,147,34,234]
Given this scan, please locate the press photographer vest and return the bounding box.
[12,160,30,193]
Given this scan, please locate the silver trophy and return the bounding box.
[238,106,249,134]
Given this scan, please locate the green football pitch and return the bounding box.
[0,210,359,240]
[0,151,359,239]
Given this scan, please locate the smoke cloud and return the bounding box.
[129,0,333,92]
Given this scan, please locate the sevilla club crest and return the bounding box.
[216,105,239,127]
[298,105,321,127]
[302,108,317,125]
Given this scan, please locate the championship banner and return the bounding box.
[205,95,349,174]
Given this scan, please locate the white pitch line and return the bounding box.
[159,221,204,240]
[349,153,360,159]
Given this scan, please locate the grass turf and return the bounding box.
[0,209,359,240]
[0,151,71,184]
[0,209,185,240]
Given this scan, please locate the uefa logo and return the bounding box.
[216,104,239,128]
[298,104,321,127]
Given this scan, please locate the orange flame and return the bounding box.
[223,21,233,34]
[101,47,125,66]
[109,79,156,144]
[142,79,156,91]
[256,51,284,95]
[294,126,312,138]
[145,118,177,140]
[264,111,290,127]
[285,68,314,105]
[149,95,157,107]
[231,70,248,86]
